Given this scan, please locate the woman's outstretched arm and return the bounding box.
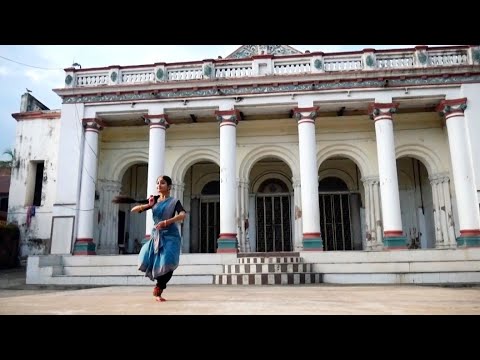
[131,195,156,213]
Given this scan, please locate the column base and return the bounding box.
[73,238,96,255]
[383,236,407,250]
[456,236,480,247]
[302,234,323,251]
[217,234,238,253]
[365,242,384,251]
[434,242,452,249]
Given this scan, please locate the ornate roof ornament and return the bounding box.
[226,45,302,59]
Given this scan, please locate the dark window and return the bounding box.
[258,178,289,193]
[318,177,348,191]
[0,198,7,211]
[33,162,44,206]
[201,181,220,195]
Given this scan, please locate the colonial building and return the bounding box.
[8,45,480,285]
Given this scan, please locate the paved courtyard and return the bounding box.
[1,283,479,315]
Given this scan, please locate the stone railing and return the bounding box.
[64,46,479,88]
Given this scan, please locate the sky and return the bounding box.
[0,44,444,161]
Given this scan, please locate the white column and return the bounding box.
[429,175,445,248]
[441,180,456,247]
[292,177,303,250]
[372,179,383,248]
[369,102,407,249]
[97,180,122,254]
[236,179,243,251]
[215,110,240,253]
[237,179,249,253]
[248,194,256,252]
[362,178,373,247]
[429,173,456,248]
[293,107,322,250]
[143,114,168,241]
[75,118,103,255]
[438,98,480,246]
[362,176,383,250]
[172,181,185,251]
[242,180,251,252]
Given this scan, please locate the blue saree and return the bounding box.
[138,197,181,281]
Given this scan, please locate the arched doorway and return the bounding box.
[397,157,436,249]
[318,157,363,251]
[198,180,220,253]
[319,177,359,251]
[183,161,220,253]
[249,157,294,252]
[120,163,148,253]
[255,178,292,252]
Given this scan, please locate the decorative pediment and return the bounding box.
[226,45,302,59]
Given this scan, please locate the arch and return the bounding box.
[395,144,443,176]
[317,143,372,177]
[252,172,293,193]
[171,148,220,184]
[318,168,356,191]
[109,150,149,181]
[193,172,221,195]
[239,145,299,181]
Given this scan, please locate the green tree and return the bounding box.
[0,149,15,168]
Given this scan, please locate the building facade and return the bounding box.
[8,45,480,262]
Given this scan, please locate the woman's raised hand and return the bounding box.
[148,195,155,206]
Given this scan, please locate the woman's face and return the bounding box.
[156,177,170,193]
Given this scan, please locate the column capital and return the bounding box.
[237,178,249,186]
[82,118,104,131]
[98,179,122,192]
[368,103,399,121]
[436,98,467,119]
[292,106,319,124]
[292,177,301,187]
[143,114,169,129]
[215,110,241,125]
[361,175,380,185]
[173,182,185,192]
[429,172,450,184]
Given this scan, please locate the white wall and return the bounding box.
[8,115,60,257]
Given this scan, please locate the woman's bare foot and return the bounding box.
[155,296,166,302]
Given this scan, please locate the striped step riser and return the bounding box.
[225,263,312,274]
[215,273,322,285]
[238,257,302,264]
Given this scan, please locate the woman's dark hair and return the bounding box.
[161,175,172,186]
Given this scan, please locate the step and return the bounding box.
[238,252,300,258]
[225,263,312,274]
[215,272,322,285]
[28,274,214,286]
[237,256,303,264]
[62,264,223,276]
[61,253,236,266]
[322,272,480,284]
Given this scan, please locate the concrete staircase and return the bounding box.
[26,253,236,286]
[214,252,322,285]
[25,248,480,286]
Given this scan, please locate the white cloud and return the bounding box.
[0,66,9,76]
